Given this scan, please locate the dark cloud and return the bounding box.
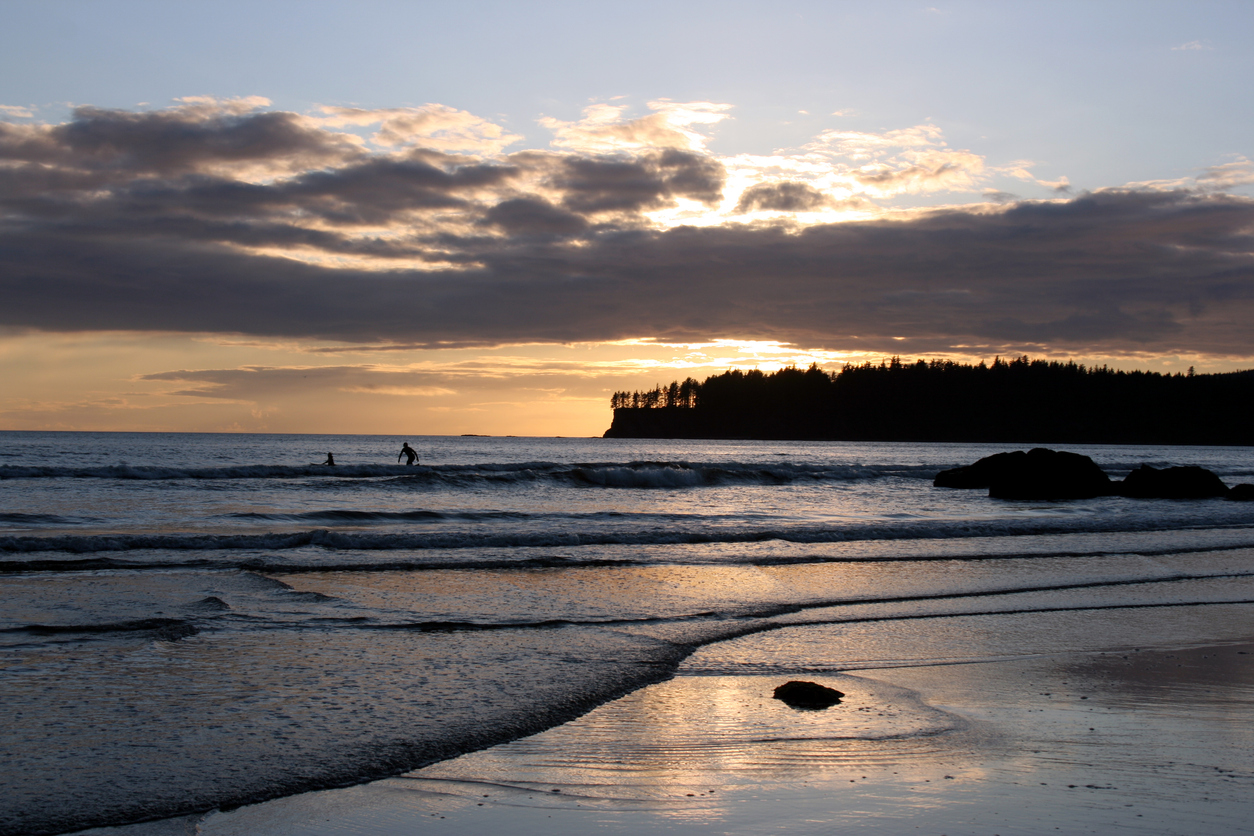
[282,157,517,224]
[62,105,357,173]
[735,181,830,213]
[482,197,589,236]
[552,149,724,214]
[2,103,1253,359]
[3,158,513,234]
[0,105,358,176]
[4,188,1252,357]
[982,190,1018,204]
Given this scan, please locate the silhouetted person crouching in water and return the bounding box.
[323,452,335,466]
[398,442,418,465]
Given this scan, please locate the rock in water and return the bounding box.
[1228,483,1254,502]
[988,448,1113,500]
[935,448,1112,500]
[1119,465,1231,499]
[933,450,1024,489]
[772,680,845,709]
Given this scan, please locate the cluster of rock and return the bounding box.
[934,448,1254,501]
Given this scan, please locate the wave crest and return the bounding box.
[0,460,925,488]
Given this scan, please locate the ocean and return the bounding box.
[3,431,1254,835]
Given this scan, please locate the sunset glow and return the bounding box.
[2,1,1252,435]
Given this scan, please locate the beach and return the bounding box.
[131,612,1254,836]
[2,433,1253,835]
[6,8,1254,833]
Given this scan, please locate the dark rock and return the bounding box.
[934,451,1024,489]
[948,448,1113,500]
[988,448,1113,500]
[772,680,845,709]
[936,448,1114,499]
[1117,465,1230,499]
[1228,483,1254,501]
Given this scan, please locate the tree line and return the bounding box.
[609,377,702,409]
[605,357,1254,444]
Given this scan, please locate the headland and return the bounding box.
[604,357,1254,444]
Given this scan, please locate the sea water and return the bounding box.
[2,432,1253,835]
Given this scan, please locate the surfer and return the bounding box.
[398,442,418,465]
[323,452,335,466]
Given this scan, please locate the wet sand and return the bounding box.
[111,628,1254,836]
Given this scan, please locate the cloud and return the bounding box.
[810,125,947,159]
[5,185,1253,357]
[137,363,609,405]
[0,97,360,179]
[736,181,831,213]
[340,385,457,396]
[982,190,1018,204]
[1037,175,1073,194]
[175,95,274,112]
[317,104,523,154]
[849,147,986,195]
[3,99,1253,362]
[1171,40,1212,51]
[141,365,460,400]
[751,123,994,201]
[482,197,588,236]
[0,105,34,118]
[552,149,725,214]
[1196,157,1254,190]
[541,100,731,154]
[833,134,983,193]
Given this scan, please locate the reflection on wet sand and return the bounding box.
[198,605,1254,836]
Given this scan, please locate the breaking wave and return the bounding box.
[0,512,90,526]
[0,460,931,487]
[4,514,1253,557]
[0,617,199,640]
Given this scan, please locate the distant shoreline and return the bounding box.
[604,357,1254,445]
[602,410,1254,445]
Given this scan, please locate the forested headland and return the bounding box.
[603,357,1254,444]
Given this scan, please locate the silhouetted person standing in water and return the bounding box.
[323,453,335,466]
[398,442,418,465]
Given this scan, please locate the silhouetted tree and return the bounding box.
[603,359,1254,444]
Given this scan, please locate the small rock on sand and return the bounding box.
[772,680,845,709]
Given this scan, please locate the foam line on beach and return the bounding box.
[4,536,1254,575]
[744,598,1254,642]
[260,591,1254,636]
[18,570,1240,636]
[311,572,1254,633]
[4,515,1254,556]
[219,508,741,524]
[0,617,199,639]
[0,512,92,526]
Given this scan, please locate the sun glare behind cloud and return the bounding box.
[1,85,1252,434]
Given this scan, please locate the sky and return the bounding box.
[2,0,1252,436]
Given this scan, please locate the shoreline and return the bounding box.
[99,629,1254,836]
[8,433,1245,836]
